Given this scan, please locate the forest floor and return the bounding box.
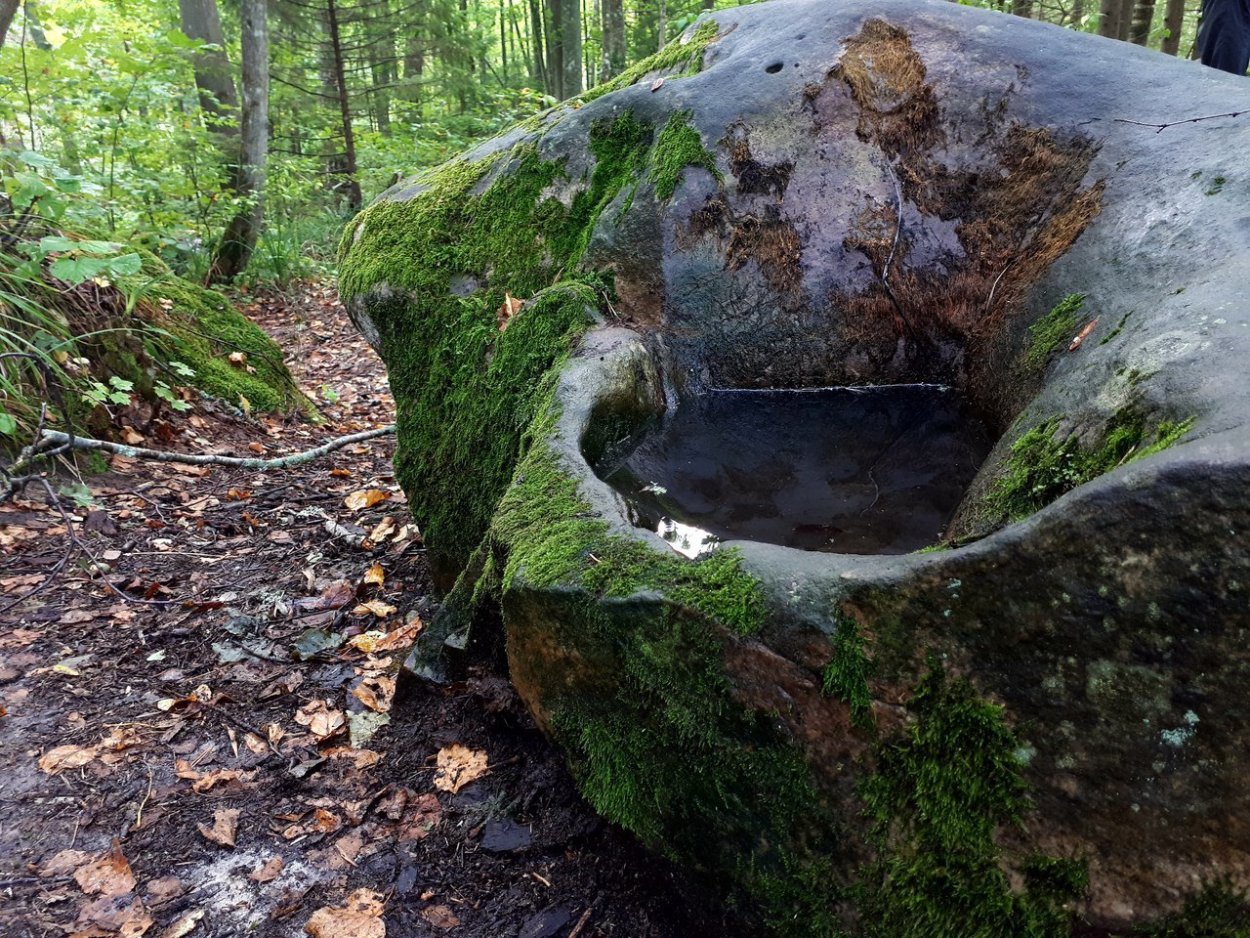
[0,285,740,938]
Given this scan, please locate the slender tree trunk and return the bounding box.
[602,0,624,78]
[1116,0,1134,38]
[1160,0,1185,52]
[1070,0,1087,27]
[1012,0,1034,17]
[0,0,19,51]
[561,0,581,96]
[1098,0,1120,36]
[528,0,547,90]
[178,0,239,131]
[657,0,667,51]
[209,0,268,282]
[546,0,563,98]
[326,0,362,212]
[499,0,509,81]
[1129,0,1155,42]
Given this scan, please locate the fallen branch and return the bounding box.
[1099,110,1247,134]
[35,425,395,471]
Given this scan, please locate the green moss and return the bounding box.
[857,664,1085,937]
[988,411,1195,521]
[1140,879,1250,937]
[823,618,872,730]
[339,103,736,570]
[1100,310,1131,345]
[1024,293,1086,369]
[577,20,720,105]
[651,111,721,201]
[147,275,311,414]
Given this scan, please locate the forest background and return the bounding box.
[0,0,1215,443]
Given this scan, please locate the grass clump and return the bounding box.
[1140,879,1250,937]
[857,664,1085,937]
[1024,293,1085,369]
[989,412,1194,521]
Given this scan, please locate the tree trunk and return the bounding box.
[1129,0,1156,43]
[561,0,582,96]
[178,0,239,132]
[657,0,667,51]
[326,0,362,212]
[601,0,624,78]
[1070,0,1087,27]
[1012,0,1034,17]
[1160,0,1185,53]
[209,0,268,282]
[0,0,19,51]
[528,0,548,91]
[545,0,563,98]
[1116,0,1135,38]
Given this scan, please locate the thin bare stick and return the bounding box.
[1098,110,1247,133]
[36,425,395,471]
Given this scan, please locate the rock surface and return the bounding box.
[339,0,1250,933]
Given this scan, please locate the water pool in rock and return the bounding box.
[600,385,995,555]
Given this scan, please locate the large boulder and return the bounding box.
[339,1,1250,933]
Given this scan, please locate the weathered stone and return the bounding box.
[340,0,1250,932]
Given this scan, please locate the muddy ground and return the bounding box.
[0,285,746,938]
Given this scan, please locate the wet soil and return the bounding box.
[0,284,743,938]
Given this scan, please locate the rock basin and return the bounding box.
[339,0,1250,932]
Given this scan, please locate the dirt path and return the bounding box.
[0,285,739,938]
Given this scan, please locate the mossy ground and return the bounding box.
[1024,293,1086,370]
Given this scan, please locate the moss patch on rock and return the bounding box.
[578,20,720,105]
[651,111,721,201]
[988,411,1194,521]
[339,105,739,570]
[857,664,1086,937]
[1024,293,1086,370]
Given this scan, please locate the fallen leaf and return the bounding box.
[362,563,385,587]
[347,711,390,749]
[228,351,248,366]
[344,489,390,511]
[38,743,95,774]
[351,676,395,714]
[373,616,423,651]
[398,793,443,841]
[1068,318,1099,351]
[250,856,285,883]
[163,908,205,938]
[368,517,396,542]
[197,808,240,848]
[650,76,666,92]
[322,747,382,769]
[122,427,145,445]
[74,843,137,897]
[304,888,386,938]
[496,292,524,331]
[352,600,397,619]
[42,848,94,876]
[60,608,95,624]
[433,743,489,794]
[248,442,266,455]
[422,904,460,930]
[295,700,346,739]
[175,759,249,793]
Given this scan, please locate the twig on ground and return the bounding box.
[1102,109,1247,133]
[34,424,395,471]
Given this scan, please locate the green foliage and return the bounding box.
[1024,293,1085,369]
[857,664,1085,937]
[989,412,1195,520]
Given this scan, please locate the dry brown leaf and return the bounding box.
[162,908,205,938]
[351,676,395,714]
[433,743,489,794]
[373,616,423,652]
[368,517,396,543]
[322,747,382,769]
[38,743,95,774]
[250,856,285,883]
[294,700,346,739]
[496,292,524,332]
[1068,318,1099,351]
[344,488,390,511]
[42,848,94,876]
[175,759,248,793]
[351,599,397,619]
[197,808,240,848]
[60,608,95,624]
[228,351,248,366]
[74,843,137,897]
[304,888,386,938]
[362,562,385,587]
[75,893,153,937]
[650,76,666,91]
[421,904,460,930]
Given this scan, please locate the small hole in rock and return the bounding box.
[765,61,784,74]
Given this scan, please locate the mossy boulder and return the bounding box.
[339,0,1250,933]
